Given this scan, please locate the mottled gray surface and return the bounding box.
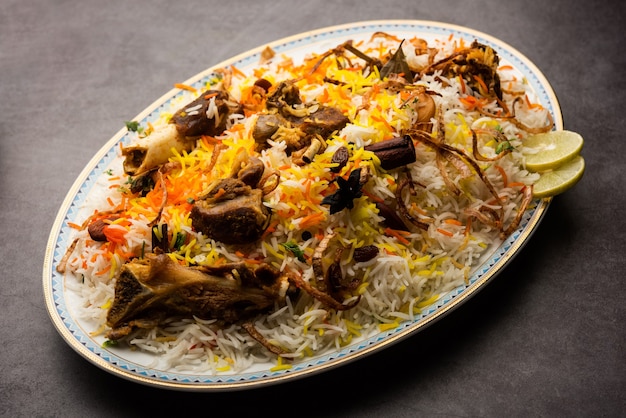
[1,0,624,416]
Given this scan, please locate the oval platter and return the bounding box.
[43,20,562,391]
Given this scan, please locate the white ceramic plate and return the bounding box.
[43,20,561,391]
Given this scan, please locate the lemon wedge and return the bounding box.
[523,130,584,173]
[532,155,585,198]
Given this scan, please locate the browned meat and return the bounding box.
[190,178,270,244]
[234,156,265,187]
[252,107,348,155]
[253,80,348,156]
[105,253,291,340]
[266,80,302,110]
[252,114,282,144]
[289,106,349,139]
[170,90,242,137]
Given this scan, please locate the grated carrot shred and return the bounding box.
[67,222,82,230]
[95,264,111,276]
[507,181,526,188]
[371,115,393,132]
[115,194,128,212]
[495,165,508,187]
[103,225,127,245]
[437,228,454,237]
[261,221,279,239]
[362,189,384,204]
[384,227,410,245]
[230,65,246,78]
[464,218,472,236]
[317,88,330,104]
[174,83,197,92]
[525,94,542,110]
[472,75,489,95]
[299,212,325,229]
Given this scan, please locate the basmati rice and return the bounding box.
[61,33,550,374]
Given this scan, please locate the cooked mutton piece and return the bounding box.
[190,178,271,245]
[122,90,243,176]
[232,156,265,187]
[122,124,193,176]
[265,80,303,110]
[252,113,283,144]
[170,89,242,137]
[252,81,349,155]
[288,106,349,139]
[106,253,292,340]
[252,107,348,153]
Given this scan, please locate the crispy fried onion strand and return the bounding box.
[259,170,281,195]
[395,176,432,231]
[288,271,361,311]
[483,97,554,134]
[312,232,335,291]
[408,122,504,209]
[501,182,534,238]
[406,114,533,238]
[470,128,513,162]
[241,322,289,357]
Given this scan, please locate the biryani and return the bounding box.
[58,33,552,373]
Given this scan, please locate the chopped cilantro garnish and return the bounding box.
[125,120,143,133]
[102,340,117,348]
[173,232,186,250]
[496,140,515,154]
[282,241,306,262]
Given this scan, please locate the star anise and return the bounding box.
[321,168,363,214]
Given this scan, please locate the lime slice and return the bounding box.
[523,130,584,172]
[533,156,585,198]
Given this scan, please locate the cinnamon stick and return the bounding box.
[365,135,416,170]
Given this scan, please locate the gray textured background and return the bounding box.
[2,0,624,416]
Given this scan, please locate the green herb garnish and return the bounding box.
[282,241,306,262]
[125,120,142,132]
[173,232,186,250]
[496,140,515,154]
[102,340,118,348]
